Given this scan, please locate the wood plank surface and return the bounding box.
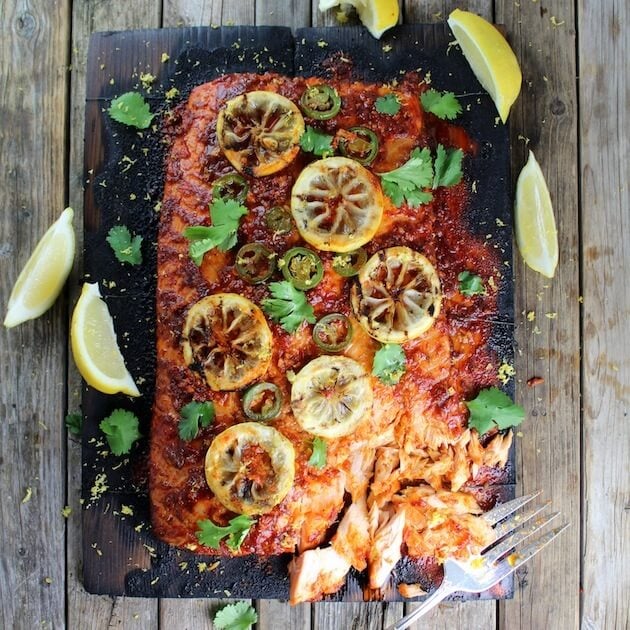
[66,1,161,628]
[0,2,71,629]
[495,1,581,629]
[579,0,630,628]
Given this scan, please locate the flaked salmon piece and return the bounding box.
[298,470,346,552]
[369,446,401,508]
[331,496,370,571]
[344,445,376,500]
[289,546,352,605]
[393,486,495,561]
[368,507,406,589]
[481,430,513,468]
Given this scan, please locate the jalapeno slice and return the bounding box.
[312,313,353,352]
[242,382,283,421]
[299,85,342,120]
[265,206,293,234]
[235,243,276,284]
[281,247,324,290]
[213,173,249,203]
[338,127,379,166]
[332,248,368,277]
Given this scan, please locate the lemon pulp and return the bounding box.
[319,0,399,39]
[515,150,558,278]
[4,207,75,328]
[71,282,140,396]
[448,9,522,123]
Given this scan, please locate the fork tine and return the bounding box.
[483,511,560,564]
[482,490,542,526]
[485,523,570,586]
[491,501,552,539]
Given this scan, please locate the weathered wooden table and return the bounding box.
[1,1,627,628]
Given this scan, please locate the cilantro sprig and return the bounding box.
[183,198,248,265]
[420,89,462,120]
[375,93,401,115]
[213,601,258,630]
[372,344,407,385]
[100,409,141,455]
[106,225,143,265]
[458,271,486,296]
[433,144,464,188]
[308,437,327,469]
[65,413,83,436]
[178,401,215,441]
[380,147,434,207]
[261,281,316,333]
[108,92,154,129]
[300,125,334,157]
[196,515,255,551]
[380,144,464,207]
[466,387,524,436]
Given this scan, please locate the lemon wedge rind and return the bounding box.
[447,8,522,123]
[514,150,558,278]
[71,282,140,397]
[4,207,76,328]
[318,0,399,40]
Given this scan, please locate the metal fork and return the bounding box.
[386,491,569,630]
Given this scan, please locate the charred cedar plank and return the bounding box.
[81,23,514,603]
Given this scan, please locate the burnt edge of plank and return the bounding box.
[82,24,514,600]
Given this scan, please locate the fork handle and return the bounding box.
[385,581,457,630]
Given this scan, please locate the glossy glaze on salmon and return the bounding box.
[150,72,511,602]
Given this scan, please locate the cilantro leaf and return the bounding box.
[99,409,141,455]
[108,92,154,129]
[420,89,462,120]
[183,198,248,265]
[106,225,143,265]
[308,437,327,469]
[380,147,434,207]
[432,144,464,189]
[300,125,334,157]
[375,93,401,115]
[372,344,406,385]
[466,387,525,436]
[213,601,258,630]
[196,515,255,551]
[261,281,316,333]
[178,401,215,441]
[458,271,486,296]
[65,413,83,436]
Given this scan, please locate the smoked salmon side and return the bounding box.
[150,71,512,603]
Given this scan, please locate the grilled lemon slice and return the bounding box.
[205,422,295,515]
[291,356,373,438]
[291,157,384,253]
[217,91,305,177]
[182,293,272,391]
[351,246,441,343]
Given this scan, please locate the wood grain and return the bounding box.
[0,1,70,628]
[495,1,581,629]
[66,1,161,628]
[579,0,630,628]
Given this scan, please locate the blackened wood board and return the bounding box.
[81,24,514,600]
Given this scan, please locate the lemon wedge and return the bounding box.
[319,0,399,39]
[4,207,75,328]
[447,9,522,123]
[71,282,140,396]
[514,150,558,278]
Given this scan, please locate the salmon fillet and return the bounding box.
[150,71,511,598]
